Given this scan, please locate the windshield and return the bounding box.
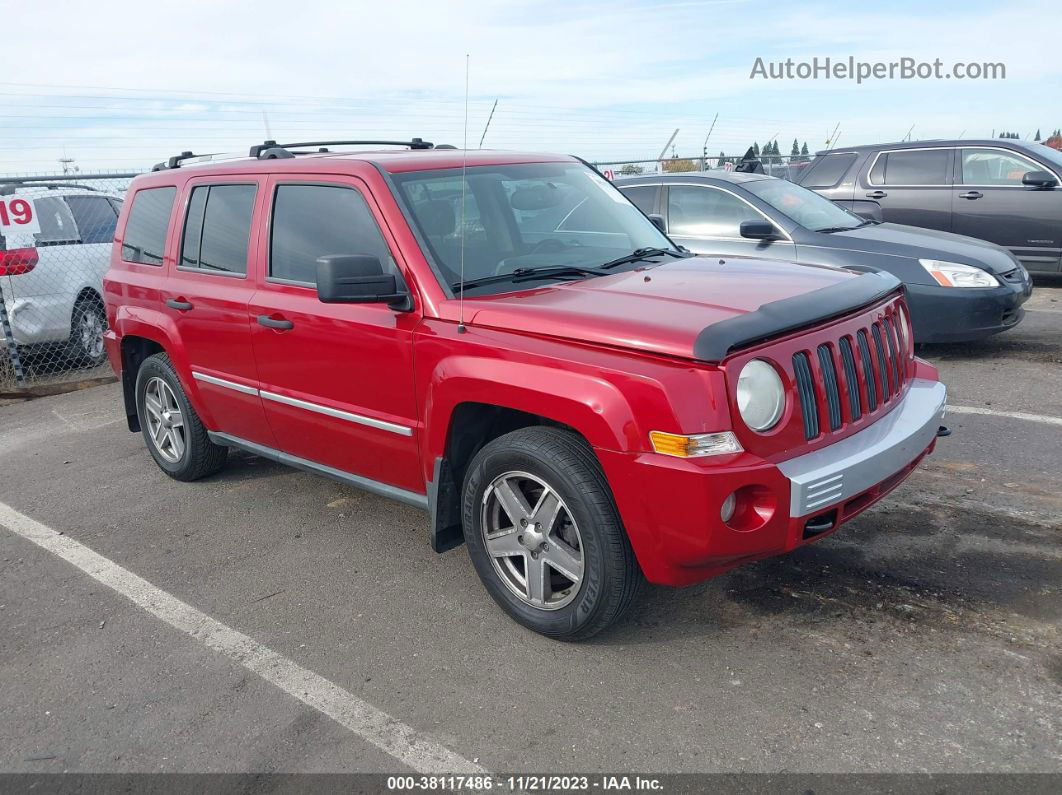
[392,162,677,296]
[744,178,866,232]
[1027,143,1062,172]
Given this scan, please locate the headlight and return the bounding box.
[736,359,785,432]
[918,259,999,288]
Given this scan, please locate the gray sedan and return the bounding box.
[614,172,1032,343]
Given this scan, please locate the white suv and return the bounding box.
[0,184,123,369]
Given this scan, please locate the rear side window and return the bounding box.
[270,185,393,284]
[871,150,950,186]
[65,196,118,245]
[798,153,856,188]
[180,184,256,275]
[33,197,80,246]
[122,187,177,265]
[620,185,657,214]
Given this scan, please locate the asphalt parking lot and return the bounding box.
[1,280,1060,776]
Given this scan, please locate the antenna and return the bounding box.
[457,54,470,334]
[656,129,680,163]
[479,99,497,149]
[902,124,915,142]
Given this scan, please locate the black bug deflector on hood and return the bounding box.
[693,271,902,363]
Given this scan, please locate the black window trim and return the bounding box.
[956,145,1061,188]
[662,182,792,242]
[865,146,955,188]
[177,181,258,280]
[266,179,402,291]
[120,185,178,267]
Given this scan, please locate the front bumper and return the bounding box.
[905,276,1031,343]
[597,378,947,586]
[778,378,946,516]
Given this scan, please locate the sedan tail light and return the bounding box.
[0,247,39,276]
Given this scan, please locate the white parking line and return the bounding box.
[0,500,486,775]
[947,404,1062,427]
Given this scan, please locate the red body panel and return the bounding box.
[103,149,944,587]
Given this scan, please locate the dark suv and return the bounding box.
[798,140,1062,274]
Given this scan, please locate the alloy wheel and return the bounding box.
[480,470,585,610]
[143,377,186,463]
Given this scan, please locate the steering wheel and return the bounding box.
[529,238,567,254]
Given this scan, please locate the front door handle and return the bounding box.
[958,190,984,200]
[257,314,294,330]
[165,298,193,311]
[866,190,887,199]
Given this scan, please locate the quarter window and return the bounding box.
[620,185,657,214]
[798,153,856,188]
[180,184,256,275]
[961,149,1043,186]
[871,150,950,186]
[667,186,762,238]
[270,185,394,284]
[33,197,80,246]
[65,196,118,245]
[122,187,177,265]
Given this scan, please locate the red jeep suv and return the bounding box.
[103,139,948,640]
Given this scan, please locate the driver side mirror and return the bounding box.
[316,254,410,309]
[648,214,667,233]
[739,219,778,240]
[1022,170,1058,188]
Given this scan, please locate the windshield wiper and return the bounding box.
[599,247,687,270]
[814,225,862,234]
[451,265,609,293]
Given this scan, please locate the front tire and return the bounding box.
[462,427,642,641]
[135,353,227,481]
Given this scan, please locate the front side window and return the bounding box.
[65,196,118,245]
[180,184,256,275]
[667,186,762,238]
[872,150,950,186]
[270,184,394,284]
[393,162,675,296]
[745,178,865,232]
[961,149,1043,185]
[122,187,177,265]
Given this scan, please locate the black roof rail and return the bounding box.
[249,138,434,159]
[151,151,219,172]
[0,181,102,195]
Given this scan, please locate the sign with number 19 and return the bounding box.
[0,198,42,235]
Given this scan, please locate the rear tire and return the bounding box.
[69,297,108,367]
[462,427,642,641]
[135,353,227,481]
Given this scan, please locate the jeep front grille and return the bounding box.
[793,311,909,441]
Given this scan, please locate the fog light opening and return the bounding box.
[720,492,737,523]
[722,484,777,533]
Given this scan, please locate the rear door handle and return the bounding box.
[865,190,887,199]
[165,298,193,311]
[257,314,294,330]
[958,191,984,200]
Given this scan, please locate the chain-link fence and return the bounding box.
[0,172,141,394]
[594,154,814,182]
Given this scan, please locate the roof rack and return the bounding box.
[151,150,221,172]
[249,138,434,159]
[0,181,102,195]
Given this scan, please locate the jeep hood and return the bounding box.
[455,257,899,361]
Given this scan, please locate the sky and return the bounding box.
[2,0,1059,174]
